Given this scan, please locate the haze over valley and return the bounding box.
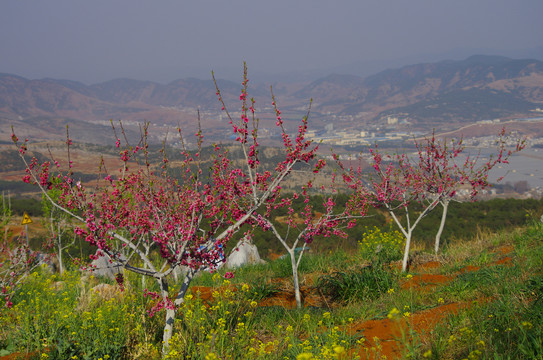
[1,1,543,192]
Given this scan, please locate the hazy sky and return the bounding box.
[1,0,542,84]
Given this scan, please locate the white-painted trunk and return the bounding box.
[57,241,64,275]
[435,201,449,254]
[162,305,175,356]
[290,250,302,309]
[158,277,174,357]
[161,268,194,357]
[401,232,412,273]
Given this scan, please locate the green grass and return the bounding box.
[1,221,542,359]
[317,265,397,303]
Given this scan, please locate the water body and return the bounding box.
[460,148,543,189]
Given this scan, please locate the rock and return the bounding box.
[225,238,265,268]
[35,252,58,273]
[89,251,125,280]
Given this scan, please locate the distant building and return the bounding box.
[387,116,398,125]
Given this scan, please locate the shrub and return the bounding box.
[358,226,405,264]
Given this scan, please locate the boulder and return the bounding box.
[225,238,265,268]
[89,251,125,280]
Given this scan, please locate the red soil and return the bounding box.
[259,288,325,309]
[414,260,441,271]
[493,245,514,255]
[496,256,513,265]
[400,273,454,290]
[349,301,471,359]
[0,350,43,360]
[348,253,513,359]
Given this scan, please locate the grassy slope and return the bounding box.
[1,220,542,359]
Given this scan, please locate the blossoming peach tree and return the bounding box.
[363,128,525,272]
[247,96,370,308]
[10,64,322,354]
[414,129,526,254]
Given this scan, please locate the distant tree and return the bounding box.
[412,129,526,254]
[0,193,40,310]
[249,152,366,309]
[42,179,76,275]
[355,128,525,271]
[363,146,435,272]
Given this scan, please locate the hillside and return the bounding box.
[1,55,542,145]
[297,55,543,125]
[1,209,542,359]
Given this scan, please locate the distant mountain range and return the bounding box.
[1,55,542,144]
[295,55,543,121]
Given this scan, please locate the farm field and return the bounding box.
[1,219,542,359]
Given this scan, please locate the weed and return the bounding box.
[358,226,405,265]
[245,278,280,301]
[317,265,397,303]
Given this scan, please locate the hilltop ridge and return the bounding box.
[1,55,542,145]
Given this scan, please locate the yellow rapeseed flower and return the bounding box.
[387,307,400,319]
[286,325,294,332]
[423,350,432,358]
[205,352,219,360]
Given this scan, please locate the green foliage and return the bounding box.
[317,265,397,303]
[267,253,317,279]
[245,278,280,301]
[9,197,42,217]
[358,225,405,264]
[0,193,11,227]
[0,180,37,196]
[421,221,543,359]
[411,197,543,248]
[249,197,543,258]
